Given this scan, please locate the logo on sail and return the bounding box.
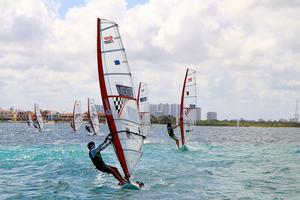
[188,77,192,82]
[114,60,121,65]
[113,97,129,116]
[104,35,114,44]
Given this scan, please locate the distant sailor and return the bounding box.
[85,125,92,133]
[70,121,74,130]
[33,122,39,129]
[167,122,180,149]
[87,136,128,185]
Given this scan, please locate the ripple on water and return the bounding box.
[0,124,300,200]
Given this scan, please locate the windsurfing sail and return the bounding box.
[87,98,100,134]
[34,103,44,131]
[137,82,151,136]
[180,68,197,146]
[71,100,82,132]
[97,18,145,180]
[28,113,33,128]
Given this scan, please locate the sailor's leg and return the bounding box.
[175,139,180,149]
[106,165,127,184]
[171,134,180,149]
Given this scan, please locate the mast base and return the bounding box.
[179,144,189,151]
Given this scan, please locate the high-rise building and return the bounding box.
[149,104,201,118]
[207,112,217,120]
[150,104,158,115]
[171,104,180,118]
[162,103,170,115]
[195,107,201,121]
[295,99,299,123]
[95,105,104,113]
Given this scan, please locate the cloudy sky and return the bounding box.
[0,0,299,120]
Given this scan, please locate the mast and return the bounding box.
[295,99,299,123]
[137,82,141,109]
[72,100,76,132]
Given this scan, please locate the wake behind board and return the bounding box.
[120,182,142,190]
[179,144,189,151]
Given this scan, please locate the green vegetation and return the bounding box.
[151,115,176,124]
[198,120,300,127]
[150,115,300,127]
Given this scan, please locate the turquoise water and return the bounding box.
[0,123,300,199]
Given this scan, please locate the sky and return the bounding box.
[0,0,300,120]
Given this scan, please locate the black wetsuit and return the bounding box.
[86,125,92,133]
[89,139,111,173]
[33,123,39,129]
[167,126,178,140]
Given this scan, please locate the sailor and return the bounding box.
[167,122,180,149]
[87,135,128,185]
[33,122,39,129]
[85,125,92,133]
[70,121,74,129]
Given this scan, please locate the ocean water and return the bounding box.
[0,123,299,200]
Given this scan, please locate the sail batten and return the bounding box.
[97,18,144,179]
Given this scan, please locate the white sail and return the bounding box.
[28,113,33,128]
[97,18,145,179]
[34,104,44,131]
[88,98,100,134]
[137,82,151,136]
[180,68,197,145]
[72,100,82,132]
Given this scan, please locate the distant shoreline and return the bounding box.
[1,120,300,128]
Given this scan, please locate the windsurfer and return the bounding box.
[71,121,74,129]
[85,125,92,133]
[33,122,39,129]
[87,135,128,185]
[167,122,180,149]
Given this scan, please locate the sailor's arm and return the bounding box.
[95,135,113,152]
[172,124,180,129]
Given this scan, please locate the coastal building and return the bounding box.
[60,113,73,121]
[207,112,217,120]
[83,111,105,122]
[16,111,31,121]
[150,104,158,115]
[170,104,180,118]
[0,109,17,120]
[149,103,201,119]
[46,111,61,121]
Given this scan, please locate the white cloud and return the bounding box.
[0,0,299,119]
